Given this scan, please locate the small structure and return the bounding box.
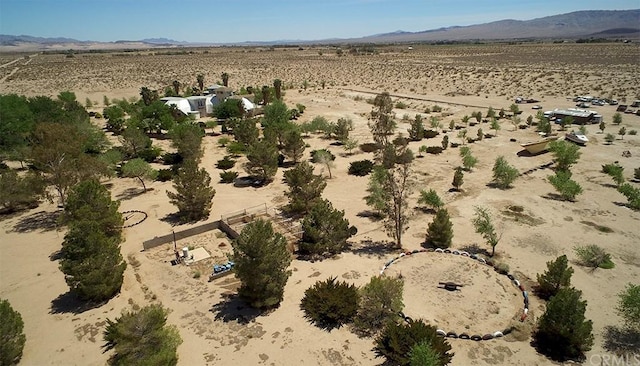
[547,108,602,124]
[161,97,200,118]
[186,95,217,116]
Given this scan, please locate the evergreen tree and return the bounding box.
[169,123,204,162]
[410,341,443,366]
[62,179,123,239]
[368,92,396,150]
[167,160,215,222]
[535,287,594,361]
[0,299,26,366]
[273,79,282,100]
[300,277,359,331]
[244,139,279,184]
[408,115,425,141]
[103,304,182,366]
[452,167,464,191]
[375,319,454,366]
[417,189,444,211]
[353,276,404,337]
[284,162,326,215]
[334,117,353,142]
[232,118,259,147]
[459,146,477,171]
[425,209,453,248]
[616,283,640,329]
[536,255,574,300]
[59,220,126,302]
[281,128,305,163]
[300,199,355,256]
[231,220,292,309]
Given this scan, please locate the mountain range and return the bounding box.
[1,9,638,51]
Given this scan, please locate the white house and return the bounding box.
[186,95,217,116]
[160,97,200,118]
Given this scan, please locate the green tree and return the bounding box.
[0,170,46,213]
[486,106,496,119]
[282,128,306,163]
[284,161,326,215]
[167,160,215,222]
[417,189,444,211]
[314,149,335,179]
[457,129,468,145]
[0,299,26,366]
[459,146,477,171]
[335,117,353,142]
[492,156,519,189]
[408,115,425,141]
[613,112,622,125]
[0,94,34,162]
[509,103,520,115]
[103,105,126,132]
[549,140,581,172]
[616,283,640,329]
[59,220,126,302]
[490,118,500,136]
[273,79,282,100]
[618,183,640,210]
[369,92,396,150]
[619,126,627,140]
[244,139,279,184]
[213,98,243,120]
[232,118,259,147]
[353,275,404,337]
[262,100,292,145]
[231,219,292,309]
[119,126,151,159]
[534,287,594,361]
[605,133,616,144]
[62,179,123,239]
[170,123,204,161]
[121,158,158,192]
[300,199,355,256]
[536,255,574,300]
[375,319,454,366]
[410,341,442,366]
[599,121,605,133]
[574,245,614,269]
[471,206,501,257]
[452,167,464,191]
[103,304,182,366]
[425,208,453,249]
[139,87,158,106]
[548,170,583,201]
[537,117,552,136]
[300,277,359,331]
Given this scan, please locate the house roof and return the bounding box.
[551,108,594,118]
[160,97,192,115]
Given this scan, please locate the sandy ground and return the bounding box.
[1,43,640,365]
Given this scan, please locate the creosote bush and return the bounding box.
[300,277,359,331]
[374,319,454,366]
[219,170,238,183]
[574,245,615,269]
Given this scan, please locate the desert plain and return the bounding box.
[1,42,640,365]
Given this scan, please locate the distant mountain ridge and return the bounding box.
[1,9,638,50]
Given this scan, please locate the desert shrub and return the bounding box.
[395,101,408,109]
[425,209,453,249]
[423,129,439,139]
[418,189,444,211]
[311,149,335,162]
[219,171,238,183]
[138,146,162,163]
[629,130,638,135]
[353,276,404,337]
[536,255,574,300]
[348,160,375,176]
[0,299,26,366]
[217,137,231,147]
[216,156,236,170]
[226,141,246,156]
[618,183,640,210]
[300,277,359,331]
[601,163,625,186]
[360,142,380,153]
[432,105,442,112]
[534,287,594,362]
[548,171,582,201]
[425,146,443,155]
[492,156,519,189]
[605,133,616,144]
[374,319,453,366]
[617,284,640,329]
[162,152,183,165]
[156,169,174,182]
[495,262,509,275]
[635,168,640,181]
[574,245,615,269]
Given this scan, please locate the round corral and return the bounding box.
[382,251,524,338]
[121,210,148,228]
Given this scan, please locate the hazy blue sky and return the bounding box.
[0,0,637,43]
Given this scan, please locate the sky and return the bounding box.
[0,0,638,43]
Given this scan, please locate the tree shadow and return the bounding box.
[50,291,107,315]
[115,187,150,201]
[12,210,61,233]
[485,182,514,190]
[603,325,640,356]
[49,250,63,261]
[356,210,383,221]
[457,243,491,257]
[160,212,188,226]
[350,240,399,259]
[542,193,572,202]
[209,293,263,324]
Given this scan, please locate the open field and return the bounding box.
[1,43,640,365]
